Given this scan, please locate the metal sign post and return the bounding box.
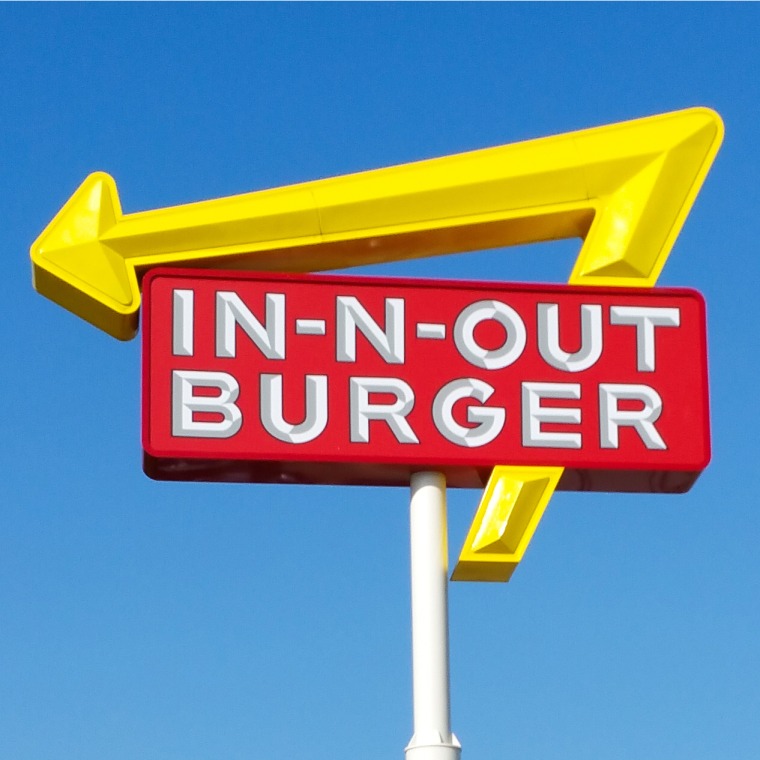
[406,472,461,760]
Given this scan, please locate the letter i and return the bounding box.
[173,289,195,357]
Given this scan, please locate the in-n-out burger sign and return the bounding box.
[142,269,709,492]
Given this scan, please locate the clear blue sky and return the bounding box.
[2,5,759,759]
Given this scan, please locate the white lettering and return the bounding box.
[432,378,505,447]
[260,374,328,444]
[609,306,680,372]
[599,383,666,449]
[172,289,194,357]
[521,382,582,449]
[215,291,285,359]
[349,377,418,443]
[537,303,602,372]
[336,296,404,364]
[172,370,242,438]
[454,300,526,369]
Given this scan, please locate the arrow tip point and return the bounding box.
[31,173,140,340]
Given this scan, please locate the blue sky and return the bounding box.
[2,4,759,759]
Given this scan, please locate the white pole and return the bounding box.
[406,471,461,760]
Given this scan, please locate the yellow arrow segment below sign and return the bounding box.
[32,107,722,341]
[451,467,564,582]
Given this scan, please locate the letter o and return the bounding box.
[453,300,527,369]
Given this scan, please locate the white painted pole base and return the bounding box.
[405,739,462,760]
[406,471,461,760]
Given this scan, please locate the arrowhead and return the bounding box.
[31,173,140,340]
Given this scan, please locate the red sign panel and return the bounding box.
[142,269,709,492]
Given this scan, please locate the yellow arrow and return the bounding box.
[451,109,723,583]
[31,107,722,341]
[31,108,723,583]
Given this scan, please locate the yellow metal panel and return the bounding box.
[451,467,563,583]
